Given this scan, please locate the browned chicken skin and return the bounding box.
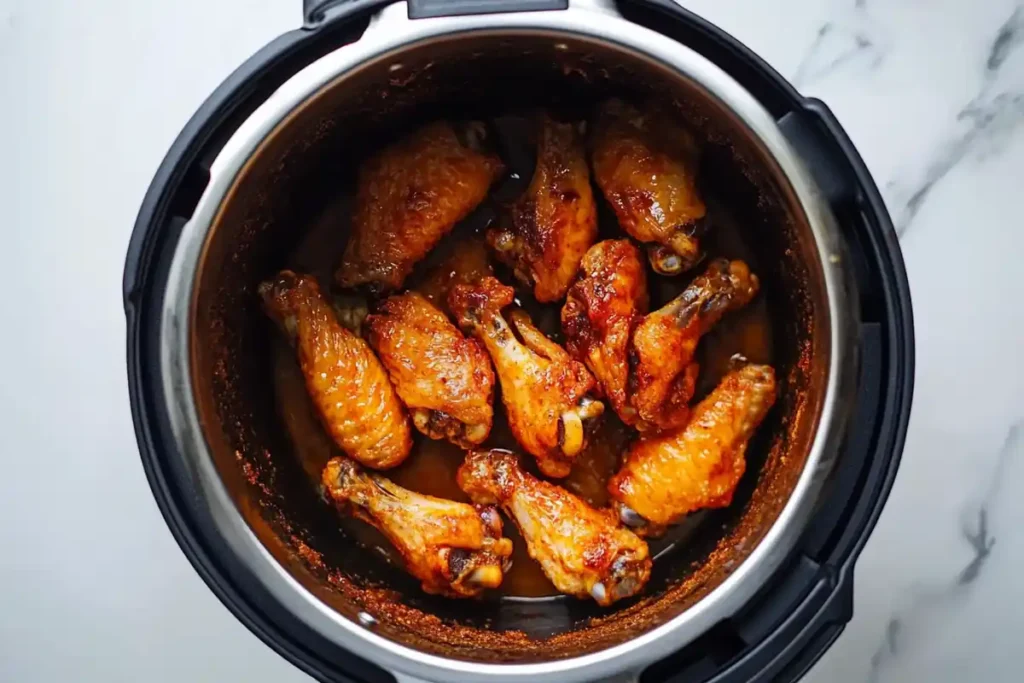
[416,237,494,317]
[260,271,411,469]
[562,240,649,426]
[449,277,604,478]
[488,113,598,302]
[591,99,707,275]
[458,449,650,606]
[322,457,513,597]
[630,259,760,433]
[609,364,777,536]
[336,121,504,294]
[366,291,495,448]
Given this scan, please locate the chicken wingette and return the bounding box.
[450,277,604,477]
[458,449,650,606]
[609,364,777,536]
[366,291,495,448]
[260,271,411,469]
[561,239,649,426]
[591,99,706,275]
[630,258,759,433]
[336,121,504,295]
[488,113,597,302]
[323,457,512,597]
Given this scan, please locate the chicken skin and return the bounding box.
[561,240,649,425]
[336,121,505,295]
[630,259,760,433]
[322,457,513,597]
[458,449,650,606]
[591,99,707,275]
[488,113,598,302]
[416,237,494,316]
[450,277,604,477]
[260,271,411,469]
[366,292,495,448]
[609,364,777,536]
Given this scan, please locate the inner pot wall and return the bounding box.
[188,32,830,663]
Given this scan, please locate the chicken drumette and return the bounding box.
[630,258,760,433]
[488,113,597,302]
[336,121,504,295]
[260,271,411,469]
[458,449,650,606]
[561,239,649,426]
[609,364,777,536]
[323,457,513,597]
[449,277,604,478]
[366,291,495,448]
[591,99,706,275]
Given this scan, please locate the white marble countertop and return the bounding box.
[2,0,1022,681]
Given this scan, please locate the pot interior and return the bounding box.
[188,29,830,663]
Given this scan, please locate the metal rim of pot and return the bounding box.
[155,1,856,681]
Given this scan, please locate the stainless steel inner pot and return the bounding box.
[156,1,856,681]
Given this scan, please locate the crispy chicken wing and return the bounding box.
[609,364,777,536]
[630,258,760,433]
[322,457,513,597]
[591,99,707,275]
[260,271,411,469]
[458,449,650,606]
[366,291,495,448]
[488,113,597,302]
[450,277,604,477]
[336,121,505,294]
[561,240,649,425]
[416,237,494,316]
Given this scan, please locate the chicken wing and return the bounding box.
[322,457,513,597]
[561,239,649,425]
[591,99,706,275]
[450,277,604,477]
[336,121,505,295]
[366,291,495,448]
[630,258,760,433]
[416,237,494,316]
[260,271,412,469]
[609,364,777,536]
[458,449,650,606]
[487,113,597,302]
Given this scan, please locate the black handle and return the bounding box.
[306,0,568,22]
[408,0,568,18]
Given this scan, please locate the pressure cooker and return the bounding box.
[123,1,914,681]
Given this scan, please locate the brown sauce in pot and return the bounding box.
[270,170,773,600]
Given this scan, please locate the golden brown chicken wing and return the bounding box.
[609,364,777,536]
[591,99,706,275]
[366,291,495,448]
[450,277,604,477]
[458,449,650,606]
[322,457,513,597]
[630,258,760,433]
[487,113,597,302]
[561,240,649,425]
[336,121,505,294]
[260,271,411,469]
[416,237,494,316]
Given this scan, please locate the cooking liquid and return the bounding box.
[271,169,772,600]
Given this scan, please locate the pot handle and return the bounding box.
[406,0,568,19]
[305,0,569,23]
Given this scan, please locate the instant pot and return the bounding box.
[123,1,914,681]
